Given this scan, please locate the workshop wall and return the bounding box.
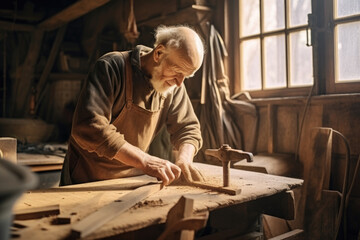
[0,0,359,237]
[0,0,216,143]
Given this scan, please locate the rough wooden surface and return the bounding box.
[71,183,162,238]
[12,163,303,240]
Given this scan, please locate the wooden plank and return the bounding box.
[71,183,162,239]
[29,164,63,172]
[189,181,241,195]
[38,0,110,31]
[268,229,304,240]
[33,179,161,193]
[263,215,290,239]
[17,153,64,166]
[14,204,60,220]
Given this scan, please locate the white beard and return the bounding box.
[150,65,176,94]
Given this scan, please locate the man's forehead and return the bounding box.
[166,48,198,70]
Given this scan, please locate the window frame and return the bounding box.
[325,0,360,94]
[231,0,360,98]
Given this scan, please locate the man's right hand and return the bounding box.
[115,142,181,186]
[141,155,181,186]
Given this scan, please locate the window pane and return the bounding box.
[289,0,311,27]
[336,22,360,82]
[263,0,284,32]
[264,35,286,89]
[336,0,360,18]
[290,31,313,86]
[240,0,260,37]
[241,39,261,90]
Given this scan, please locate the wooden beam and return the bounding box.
[11,29,44,116]
[0,20,35,32]
[14,204,60,220]
[71,183,162,239]
[267,104,275,154]
[138,6,210,27]
[38,0,110,31]
[35,25,67,110]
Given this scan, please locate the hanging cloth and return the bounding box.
[197,24,258,164]
[124,0,140,44]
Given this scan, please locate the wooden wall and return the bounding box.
[235,93,360,237]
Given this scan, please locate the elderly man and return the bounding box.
[60,25,205,186]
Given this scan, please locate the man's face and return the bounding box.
[150,48,198,94]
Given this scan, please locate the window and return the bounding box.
[238,0,312,97]
[328,0,360,93]
[234,0,360,97]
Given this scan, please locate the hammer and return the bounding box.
[205,144,253,187]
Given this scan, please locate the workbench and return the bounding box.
[12,163,303,240]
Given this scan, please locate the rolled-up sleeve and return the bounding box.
[166,85,203,154]
[71,55,127,159]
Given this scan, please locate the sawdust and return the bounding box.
[132,199,166,209]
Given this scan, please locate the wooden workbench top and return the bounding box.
[12,163,303,239]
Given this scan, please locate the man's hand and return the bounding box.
[115,142,181,186]
[176,160,205,182]
[141,155,181,186]
[176,143,205,183]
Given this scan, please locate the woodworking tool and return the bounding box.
[205,144,253,187]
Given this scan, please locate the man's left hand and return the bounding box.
[176,161,205,182]
[175,143,205,183]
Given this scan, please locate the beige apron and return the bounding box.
[61,52,164,185]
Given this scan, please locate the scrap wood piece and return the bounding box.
[158,196,209,240]
[14,204,60,220]
[190,181,241,195]
[51,214,71,225]
[12,221,28,229]
[71,183,162,239]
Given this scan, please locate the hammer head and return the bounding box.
[205,144,254,163]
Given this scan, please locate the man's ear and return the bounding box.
[153,44,166,63]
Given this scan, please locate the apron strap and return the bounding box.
[120,51,133,108]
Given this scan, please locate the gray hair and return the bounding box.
[153,25,202,50]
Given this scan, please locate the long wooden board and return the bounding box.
[14,204,60,220]
[70,183,162,239]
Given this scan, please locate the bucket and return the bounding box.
[0,158,38,240]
